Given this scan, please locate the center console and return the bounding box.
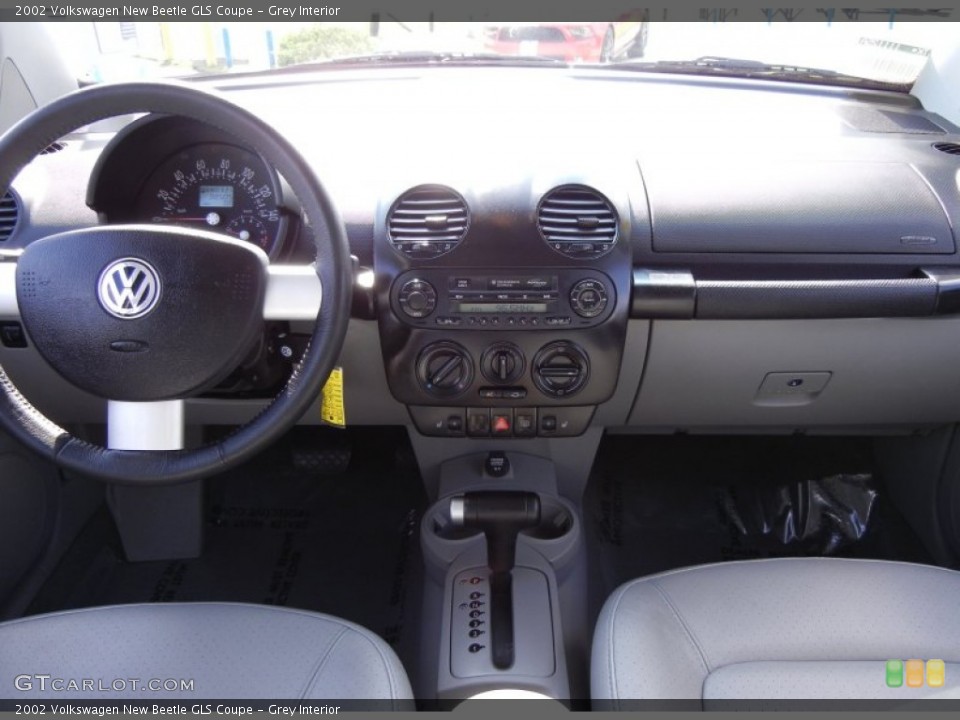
[419,452,587,701]
[373,173,636,700]
[374,178,634,441]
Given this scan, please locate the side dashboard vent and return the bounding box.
[933,142,960,156]
[0,191,21,241]
[537,185,618,259]
[387,185,469,259]
[40,141,67,155]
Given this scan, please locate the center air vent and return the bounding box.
[537,185,618,259]
[933,142,960,156]
[387,185,469,259]
[0,191,21,242]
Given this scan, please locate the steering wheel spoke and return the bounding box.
[107,399,185,451]
[264,264,322,321]
[0,257,19,318]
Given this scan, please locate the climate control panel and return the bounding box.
[378,264,628,412]
[390,269,616,330]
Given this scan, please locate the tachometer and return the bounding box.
[135,143,285,256]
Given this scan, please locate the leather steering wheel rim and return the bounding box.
[0,81,352,484]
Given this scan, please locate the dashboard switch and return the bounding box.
[467,408,491,436]
[0,322,27,348]
[409,406,466,437]
[491,410,512,436]
[515,411,536,437]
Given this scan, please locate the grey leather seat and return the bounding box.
[0,603,413,704]
[592,558,960,704]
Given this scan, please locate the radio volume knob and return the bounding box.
[570,279,609,318]
[399,279,437,318]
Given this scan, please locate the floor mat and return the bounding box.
[27,427,427,662]
[584,435,932,607]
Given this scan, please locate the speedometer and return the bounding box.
[134,143,285,257]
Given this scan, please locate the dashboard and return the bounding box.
[3,66,960,441]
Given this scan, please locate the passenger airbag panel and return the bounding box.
[646,160,955,254]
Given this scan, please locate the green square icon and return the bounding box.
[886,659,904,688]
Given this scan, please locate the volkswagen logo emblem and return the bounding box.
[97,258,161,319]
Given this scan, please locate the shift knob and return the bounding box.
[449,490,540,572]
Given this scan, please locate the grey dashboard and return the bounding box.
[2,66,960,435]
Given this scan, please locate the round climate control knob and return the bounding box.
[532,341,589,398]
[569,279,608,318]
[481,342,525,384]
[398,278,437,318]
[417,342,474,397]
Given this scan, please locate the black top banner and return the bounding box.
[0,2,955,23]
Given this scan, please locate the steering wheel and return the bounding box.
[0,82,352,484]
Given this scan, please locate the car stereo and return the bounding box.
[390,269,615,329]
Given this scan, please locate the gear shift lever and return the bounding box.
[449,490,540,669]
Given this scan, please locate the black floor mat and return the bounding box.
[584,435,932,607]
[27,427,427,663]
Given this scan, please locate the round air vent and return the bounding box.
[387,185,469,259]
[0,190,21,242]
[537,185,618,259]
[933,142,960,156]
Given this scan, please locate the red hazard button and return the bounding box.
[492,414,511,435]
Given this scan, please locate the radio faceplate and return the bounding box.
[391,269,616,330]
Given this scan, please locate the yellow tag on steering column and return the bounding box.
[320,367,346,428]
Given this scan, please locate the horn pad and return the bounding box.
[16,225,268,401]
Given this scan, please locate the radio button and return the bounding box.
[399,279,437,318]
[570,280,609,318]
[407,292,429,311]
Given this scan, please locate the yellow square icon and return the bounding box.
[905,659,925,688]
[927,659,945,688]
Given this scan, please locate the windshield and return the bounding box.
[44,20,948,90]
